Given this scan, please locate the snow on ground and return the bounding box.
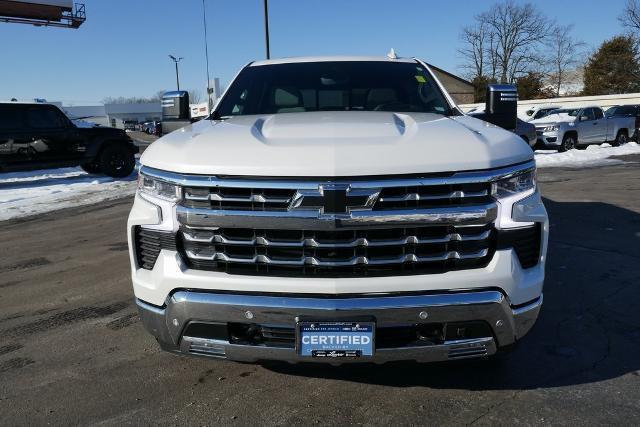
[1,142,639,221]
[0,164,138,221]
[534,142,640,168]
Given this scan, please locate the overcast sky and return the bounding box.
[0,0,629,105]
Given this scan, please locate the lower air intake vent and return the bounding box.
[496,224,542,269]
[447,342,489,359]
[134,226,177,270]
[186,339,226,357]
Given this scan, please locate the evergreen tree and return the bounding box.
[516,73,555,100]
[583,36,640,95]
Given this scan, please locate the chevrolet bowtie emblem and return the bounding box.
[289,184,381,215]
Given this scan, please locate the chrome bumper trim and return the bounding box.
[136,290,543,364]
[512,294,543,339]
[178,336,497,364]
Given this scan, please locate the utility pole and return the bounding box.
[263,0,270,59]
[168,55,183,91]
[202,0,213,110]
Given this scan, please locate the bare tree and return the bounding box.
[486,30,500,81]
[459,1,551,84]
[188,89,203,104]
[546,25,585,96]
[458,22,487,78]
[480,1,550,83]
[619,0,640,32]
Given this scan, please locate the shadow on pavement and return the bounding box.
[261,197,640,389]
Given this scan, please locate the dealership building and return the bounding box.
[62,103,162,128]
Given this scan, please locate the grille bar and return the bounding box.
[182,228,491,247]
[184,191,292,204]
[185,248,490,267]
[177,204,498,229]
[379,189,489,203]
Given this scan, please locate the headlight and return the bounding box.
[137,171,182,202]
[544,125,558,132]
[493,169,536,198]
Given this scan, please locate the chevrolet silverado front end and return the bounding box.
[127,56,548,363]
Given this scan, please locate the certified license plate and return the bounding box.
[298,321,374,358]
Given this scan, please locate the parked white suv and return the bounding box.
[127,56,548,363]
[531,106,634,151]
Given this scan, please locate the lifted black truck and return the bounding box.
[0,102,138,177]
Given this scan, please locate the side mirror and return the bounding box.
[162,90,190,120]
[579,115,589,122]
[484,84,518,131]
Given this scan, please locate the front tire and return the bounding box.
[611,130,628,147]
[81,162,101,174]
[559,134,577,152]
[98,144,135,178]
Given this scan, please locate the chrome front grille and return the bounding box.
[183,187,295,211]
[139,160,536,277]
[181,180,493,211]
[375,182,491,209]
[179,224,495,276]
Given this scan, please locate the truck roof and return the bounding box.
[250,55,417,66]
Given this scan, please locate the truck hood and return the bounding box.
[142,111,533,177]
[530,113,576,127]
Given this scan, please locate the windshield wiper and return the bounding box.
[209,111,230,121]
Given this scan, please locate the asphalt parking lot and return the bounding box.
[1,160,639,425]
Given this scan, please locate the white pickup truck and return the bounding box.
[127,56,548,364]
[531,105,634,151]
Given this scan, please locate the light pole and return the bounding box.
[263,0,270,59]
[202,0,213,110]
[168,55,183,91]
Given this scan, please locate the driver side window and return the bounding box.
[593,108,604,119]
[26,106,67,129]
[581,108,595,121]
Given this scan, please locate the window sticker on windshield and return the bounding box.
[415,75,426,83]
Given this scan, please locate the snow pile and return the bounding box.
[0,165,138,221]
[535,142,640,168]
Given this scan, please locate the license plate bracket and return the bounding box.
[297,321,375,358]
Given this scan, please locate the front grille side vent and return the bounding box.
[134,226,177,270]
[496,224,542,269]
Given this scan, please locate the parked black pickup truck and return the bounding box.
[0,103,138,177]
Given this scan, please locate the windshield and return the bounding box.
[549,108,580,116]
[214,61,453,117]
[605,105,637,117]
[533,109,554,119]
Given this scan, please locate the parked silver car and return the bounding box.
[531,106,634,151]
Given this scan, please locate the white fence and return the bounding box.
[459,92,640,116]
